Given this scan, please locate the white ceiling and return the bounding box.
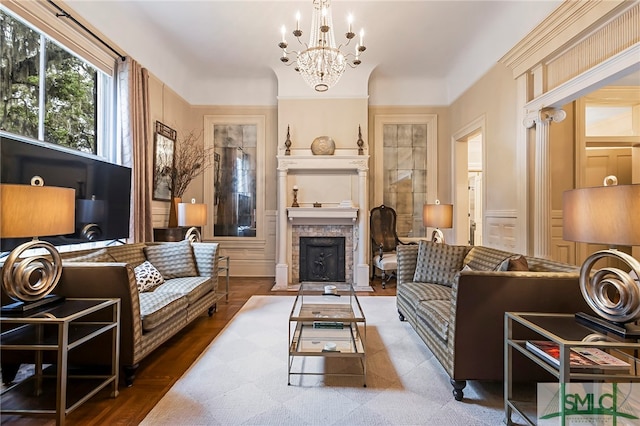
[65,0,563,104]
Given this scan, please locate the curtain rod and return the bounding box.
[47,0,126,62]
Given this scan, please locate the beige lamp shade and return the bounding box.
[1,184,75,238]
[178,201,207,227]
[563,184,640,246]
[423,203,453,229]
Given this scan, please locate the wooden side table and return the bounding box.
[153,227,200,242]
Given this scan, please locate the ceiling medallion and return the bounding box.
[278,0,367,92]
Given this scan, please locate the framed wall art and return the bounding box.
[153,121,177,201]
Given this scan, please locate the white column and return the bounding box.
[274,168,289,289]
[524,107,566,259]
[515,73,530,255]
[355,168,370,290]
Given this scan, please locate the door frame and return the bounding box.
[452,115,486,246]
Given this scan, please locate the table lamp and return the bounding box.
[178,198,207,242]
[423,200,453,244]
[1,180,75,314]
[563,180,640,336]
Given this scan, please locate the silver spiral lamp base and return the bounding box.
[184,227,202,243]
[575,249,640,338]
[1,239,65,315]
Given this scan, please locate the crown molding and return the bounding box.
[500,0,637,78]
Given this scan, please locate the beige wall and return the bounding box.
[449,63,519,214]
[278,98,368,154]
[148,73,192,227]
[549,103,576,211]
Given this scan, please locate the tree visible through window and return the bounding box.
[1,10,101,154]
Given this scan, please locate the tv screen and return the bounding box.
[1,133,132,251]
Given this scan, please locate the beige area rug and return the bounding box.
[141,296,509,425]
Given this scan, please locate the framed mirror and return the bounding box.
[153,121,177,201]
[203,114,265,240]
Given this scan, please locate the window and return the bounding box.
[0,9,113,156]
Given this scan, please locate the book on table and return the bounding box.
[525,340,630,370]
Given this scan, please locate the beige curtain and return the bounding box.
[119,57,153,242]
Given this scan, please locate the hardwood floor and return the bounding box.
[1,277,396,425]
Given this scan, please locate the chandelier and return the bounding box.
[278,0,366,92]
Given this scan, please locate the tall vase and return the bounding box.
[168,197,181,228]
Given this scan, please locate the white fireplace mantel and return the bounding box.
[277,154,368,172]
[287,207,358,225]
[275,154,371,291]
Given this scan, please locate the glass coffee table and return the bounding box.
[288,282,366,386]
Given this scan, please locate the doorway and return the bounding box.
[574,86,639,264]
[453,116,485,246]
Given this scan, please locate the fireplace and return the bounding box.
[299,237,345,282]
[274,154,371,290]
[291,224,353,284]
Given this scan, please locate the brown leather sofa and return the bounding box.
[395,241,594,401]
[1,240,222,386]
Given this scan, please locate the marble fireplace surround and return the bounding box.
[274,153,371,291]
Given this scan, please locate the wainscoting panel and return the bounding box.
[152,205,169,229]
[551,209,576,265]
[213,210,277,277]
[484,210,518,252]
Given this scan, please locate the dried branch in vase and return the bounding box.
[168,131,215,198]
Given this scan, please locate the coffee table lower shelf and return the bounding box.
[288,322,366,387]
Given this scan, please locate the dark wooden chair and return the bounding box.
[370,205,412,288]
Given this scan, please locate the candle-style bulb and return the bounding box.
[360,29,364,46]
[281,25,286,42]
[348,14,353,33]
[296,11,300,31]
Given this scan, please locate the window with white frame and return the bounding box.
[0,8,114,157]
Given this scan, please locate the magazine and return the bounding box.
[570,346,631,370]
[525,341,630,370]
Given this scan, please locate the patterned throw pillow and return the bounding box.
[413,241,469,286]
[134,261,165,292]
[144,239,198,279]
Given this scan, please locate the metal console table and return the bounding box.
[1,298,120,425]
[505,312,640,425]
[218,255,230,302]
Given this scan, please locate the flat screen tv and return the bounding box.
[1,133,132,252]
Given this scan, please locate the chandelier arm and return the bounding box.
[336,39,355,50]
[293,37,309,50]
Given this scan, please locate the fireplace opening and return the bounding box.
[299,237,345,282]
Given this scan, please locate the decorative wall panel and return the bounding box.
[546,4,639,90]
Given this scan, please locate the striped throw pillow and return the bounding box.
[144,240,198,279]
